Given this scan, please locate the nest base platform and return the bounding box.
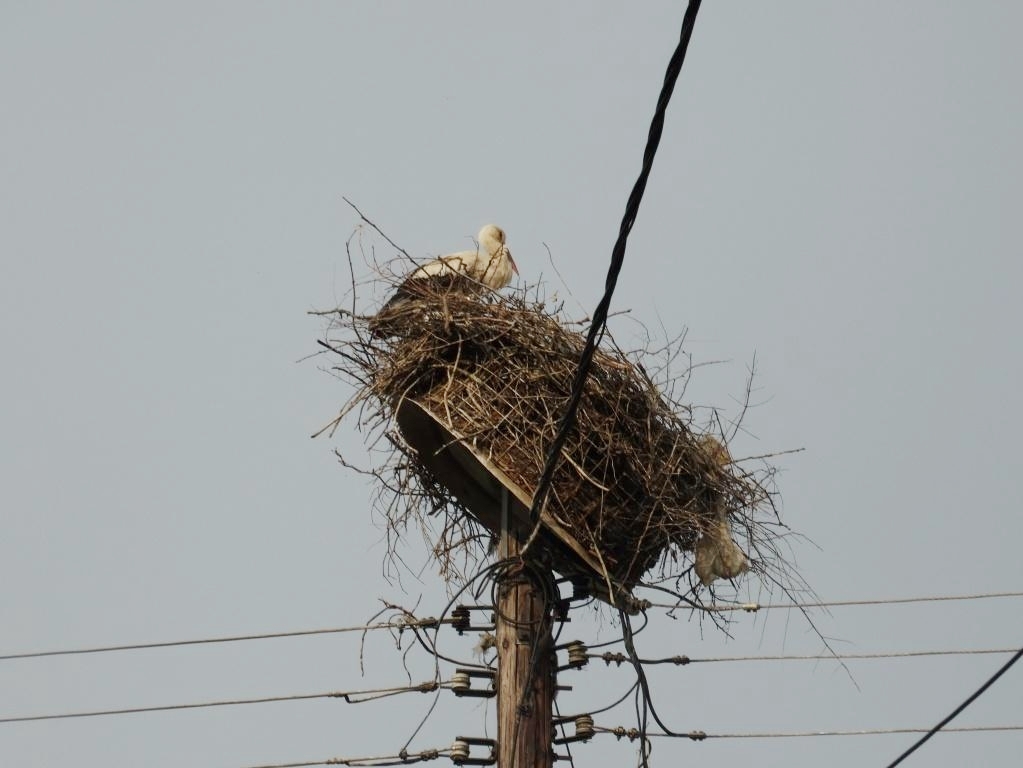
[395,399,642,614]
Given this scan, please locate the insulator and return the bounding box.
[450,668,496,699]
[574,715,594,740]
[450,671,471,692]
[451,605,470,633]
[553,713,596,746]
[450,739,470,764]
[565,640,588,669]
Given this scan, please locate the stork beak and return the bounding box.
[507,251,519,275]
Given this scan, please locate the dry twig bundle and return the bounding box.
[317,251,790,601]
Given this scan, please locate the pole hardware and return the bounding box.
[450,668,497,699]
[450,737,496,766]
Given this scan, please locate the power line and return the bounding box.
[3,590,1015,664]
[588,647,1020,666]
[0,617,450,662]
[523,0,704,549]
[513,2,705,746]
[240,747,451,768]
[645,589,1023,613]
[883,646,1023,767]
[594,724,1023,741]
[588,648,1023,756]
[0,680,447,724]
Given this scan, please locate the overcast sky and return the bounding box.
[2,3,1021,767]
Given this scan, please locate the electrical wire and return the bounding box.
[594,724,1023,740]
[0,681,448,724]
[522,0,704,551]
[6,589,1014,663]
[506,0,707,754]
[645,589,1023,613]
[586,610,650,651]
[618,607,681,741]
[0,617,451,662]
[883,646,1023,767]
[552,698,577,768]
[587,646,1020,665]
[586,648,1023,761]
[556,681,641,722]
[240,747,450,768]
[398,560,509,754]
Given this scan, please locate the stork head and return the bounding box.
[478,224,505,251]
[478,224,518,275]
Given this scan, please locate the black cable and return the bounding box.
[883,646,1023,767]
[558,681,641,722]
[553,699,577,768]
[399,560,507,753]
[587,610,651,651]
[619,608,684,739]
[523,0,704,537]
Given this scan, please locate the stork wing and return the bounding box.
[410,251,476,280]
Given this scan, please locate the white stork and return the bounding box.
[374,224,517,322]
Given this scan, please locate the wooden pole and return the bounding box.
[496,488,554,768]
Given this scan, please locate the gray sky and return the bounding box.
[2,2,1021,766]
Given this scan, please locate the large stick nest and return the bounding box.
[319,271,789,600]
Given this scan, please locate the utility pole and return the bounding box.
[496,488,554,768]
